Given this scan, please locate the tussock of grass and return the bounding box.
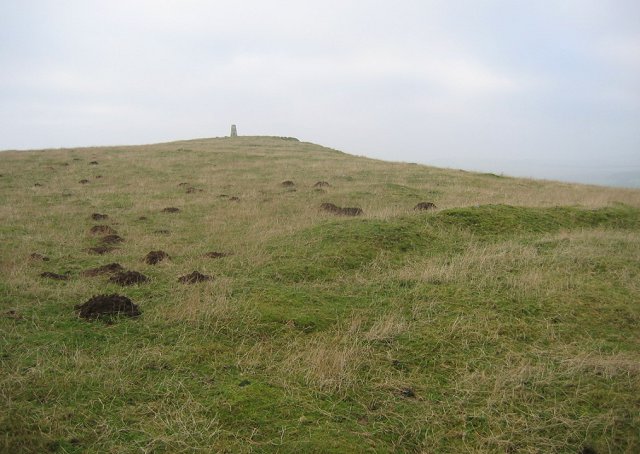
[1,137,640,452]
[282,333,367,394]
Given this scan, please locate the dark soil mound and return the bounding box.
[75,294,140,320]
[400,387,416,398]
[178,271,212,284]
[320,203,362,216]
[314,181,330,188]
[109,271,148,286]
[29,253,50,261]
[281,180,295,187]
[414,202,437,211]
[81,263,124,277]
[89,225,117,235]
[320,202,341,213]
[162,207,180,213]
[91,213,108,220]
[101,234,124,244]
[154,229,170,235]
[89,161,99,165]
[88,246,115,255]
[580,447,597,454]
[95,175,102,179]
[138,216,148,221]
[340,207,363,216]
[144,250,169,265]
[218,194,229,198]
[185,187,202,193]
[34,183,43,187]
[229,196,240,201]
[177,182,189,187]
[79,179,90,184]
[204,251,230,259]
[40,271,69,280]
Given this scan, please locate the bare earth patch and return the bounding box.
[320,202,341,213]
[89,225,117,235]
[75,294,140,320]
[91,213,108,220]
[162,207,180,213]
[320,203,363,216]
[101,234,124,244]
[81,263,124,277]
[144,250,169,265]
[399,387,416,398]
[178,271,212,284]
[414,202,437,211]
[87,246,116,255]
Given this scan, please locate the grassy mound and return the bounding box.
[265,204,640,282]
[439,203,640,235]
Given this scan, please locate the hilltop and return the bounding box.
[1,136,639,452]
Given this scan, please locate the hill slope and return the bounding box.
[1,137,640,452]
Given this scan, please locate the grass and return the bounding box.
[1,136,640,452]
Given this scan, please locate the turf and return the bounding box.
[1,136,639,452]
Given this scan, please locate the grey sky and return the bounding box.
[1,0,639,186]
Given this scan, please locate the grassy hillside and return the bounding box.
[1,136,639,453]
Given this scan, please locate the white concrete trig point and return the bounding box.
[230,124,238,137]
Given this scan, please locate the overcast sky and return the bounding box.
[1,1,639,186]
